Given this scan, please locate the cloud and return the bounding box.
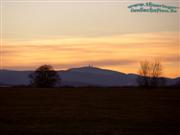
[2,31,180,77]
[162,56,180,63]
[55,59,137,68]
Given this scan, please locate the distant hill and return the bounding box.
[0,66,179,87]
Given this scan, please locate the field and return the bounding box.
[0,87,180,135]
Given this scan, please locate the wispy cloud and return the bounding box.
[2,32,180,77]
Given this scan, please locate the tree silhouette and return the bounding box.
[137,59,163,87]
[29,65,61,88]
[150,59,162,87]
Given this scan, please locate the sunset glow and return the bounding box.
[1,0,179,78]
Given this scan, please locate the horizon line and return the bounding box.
[0,66,179,79]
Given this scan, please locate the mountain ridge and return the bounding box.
[0,66,179,87]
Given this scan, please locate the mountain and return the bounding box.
[0,66,179,87]
[0,70,31,86]
[59,66,138,87]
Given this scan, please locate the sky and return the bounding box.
[0,0,180,78]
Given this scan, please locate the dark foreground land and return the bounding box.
[0,87,180,135]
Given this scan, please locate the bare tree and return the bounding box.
[137,59,163,87]
[138,60,151,87]
[150,59,162,87]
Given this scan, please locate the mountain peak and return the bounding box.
[67,66,125,75]
[68,66,101,72]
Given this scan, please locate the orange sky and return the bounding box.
[0,0,180,78]
[3,32,180,77]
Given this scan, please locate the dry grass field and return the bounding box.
[0,87,180,135]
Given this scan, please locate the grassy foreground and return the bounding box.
[0,87,180,135]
